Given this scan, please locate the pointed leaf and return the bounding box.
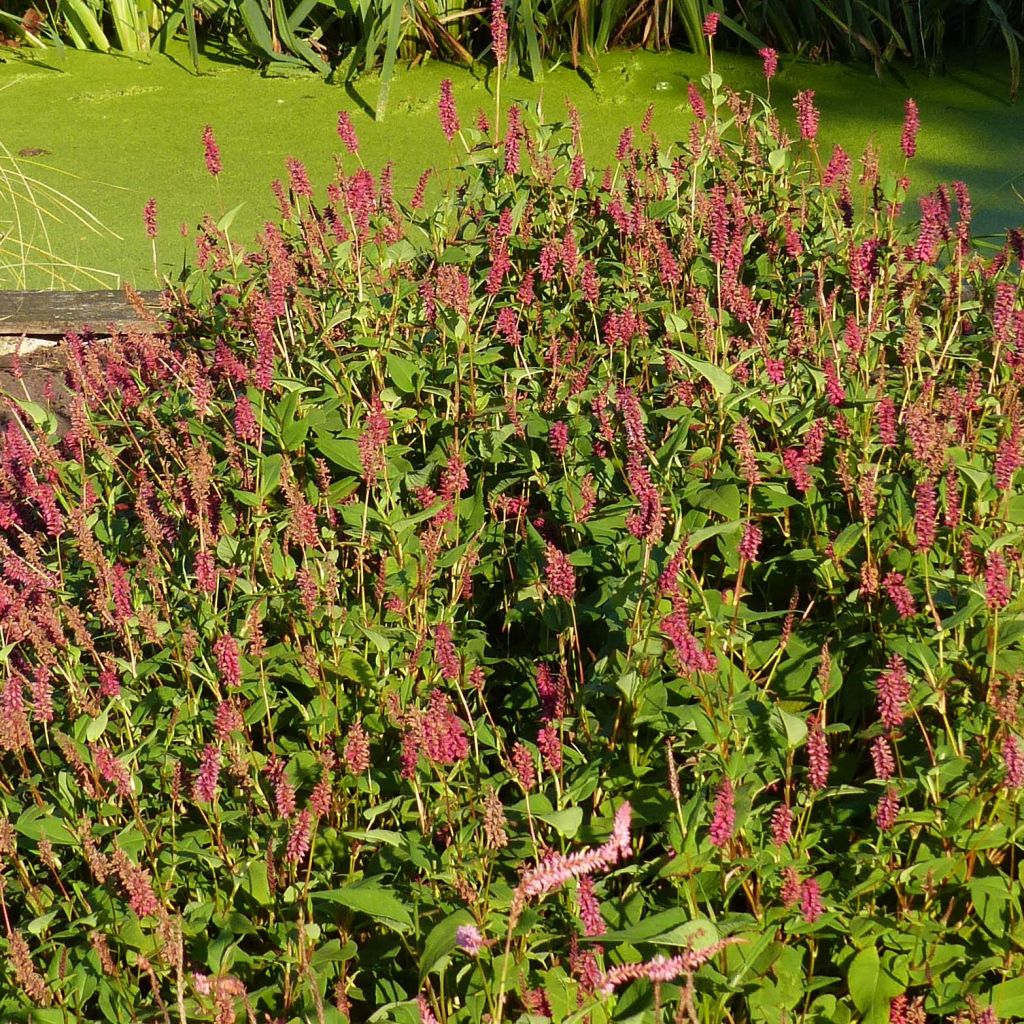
[312,881,412,933]
[420,909,475,981]
[848,945,901,1024]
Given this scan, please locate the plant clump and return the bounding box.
[0,63,1023,1024]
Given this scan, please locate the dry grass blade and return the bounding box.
[0,100,120,290]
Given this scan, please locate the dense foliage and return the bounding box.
[1,51,1024,1024]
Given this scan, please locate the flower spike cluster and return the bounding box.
[596,936,743,996]
[514,802,632,910]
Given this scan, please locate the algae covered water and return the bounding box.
[3,42,1023,288]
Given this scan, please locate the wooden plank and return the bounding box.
[0,290,163,336]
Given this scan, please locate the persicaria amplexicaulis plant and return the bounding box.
[0,55,1022,1024]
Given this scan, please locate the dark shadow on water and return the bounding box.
[344,80,375,123]
[574,64,597,92]
[0,51,65,74]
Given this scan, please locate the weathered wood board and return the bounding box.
[0,290,163,337]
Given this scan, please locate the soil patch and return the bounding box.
[0,340,72,433]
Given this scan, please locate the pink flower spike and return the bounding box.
[806,716,830,790]
[708,780,735,847]
[687,83,707,121]
[1003,735,1024,788]
[438,79,460,143]
[213,634,242,688]
[759,47,778,80]
[516,802,632,902]
[544,543,576,601]
[882,571,917,618]
[143,198,158,239]
[202,125,221,178]
[739,523,762,561]
[192,744,221,804]
[985,549,1011,611]
[419,995,440,1024]
[877,654,911,731]
[876,787,900,831]
[433,623,461,680]
[285,809,312,863]
[595,937,742,996]
[455,924,485,955]
[702,12,719,37]
[577,877,605,936]
[794,90,819,142]
[344,721,370,774]
[609,801,632,857]
[800,878,824,923]
[490,0,508,65]
[901,99,920,159]
[770,803,792,846]
[336,110,360,154]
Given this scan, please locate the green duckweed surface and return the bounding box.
[2,43,1023,288]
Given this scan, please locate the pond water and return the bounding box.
[2,42,1022,288]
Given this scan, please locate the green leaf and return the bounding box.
[697,483,741,521]
[599,909,719,947]
[217,202,246,234]
[183,0,199,71]
[12,397,49,427]
[60,0,110,50]
[833,523,863,560]
[516,0,545,80]
[771,706,808,748]
[280,415,309,452]
[326,651,375,688]
[27,910,59,935]
[992,976,1024,1018]
[311,939,356,969]
[245,861,272,906]
[86,709,109,742]
[675,352,733,396]
[15,807,76,845]
[315,434,363,474]
[642,916,720,949]
[312,881,413,932]
[968,876,1009,934]
[386,353,420,393]
[536,807,583,837]
[847,945,901,1024]
[237,0,305,65]
[375,0,407,120]
[687,520,742,550]
[271,0,325,70]
[420,908,475,981]
[259,453,282,497]
[341,829,404,847]
[616,670,641,702]
[28,1011,69,1024]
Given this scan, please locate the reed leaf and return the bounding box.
[986,0,1022,99]
[513,0,545,79]
[108,0,147,50]
[712,7,767,51]
[60,0,111,51]
[375,0,407,119]
[272,0,327,67]
[673,0,706,55]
